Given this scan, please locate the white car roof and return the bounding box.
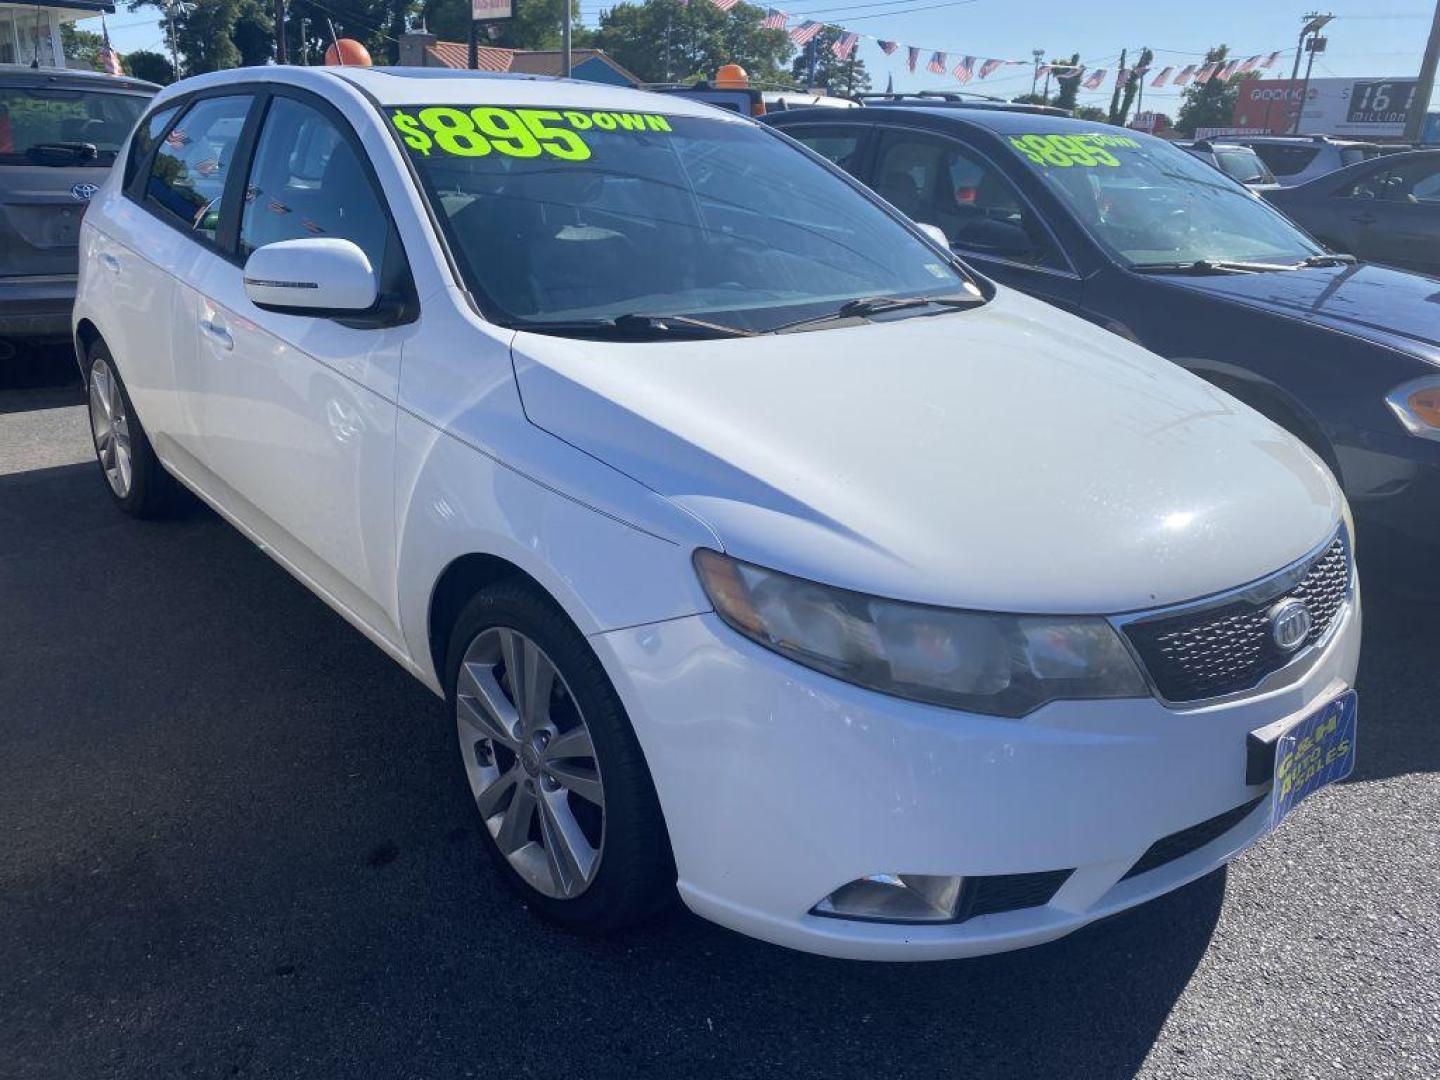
[156,65,744,123]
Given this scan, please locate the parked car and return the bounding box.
[1227,134,1381,187]
[766,105,1440,552]
[1174,139,1280,191]
[0,65,157,349]
[1264,149,1440,277]
[77,67,1360,961]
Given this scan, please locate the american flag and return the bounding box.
[788,20,822,45]
[1081,67,1107,90]
[707,0,739,11]
[1217,60,1239,80]
[267,199,290,215]
[165,129,189,149]
[926,51,947,75]
[761,9,787,30]
[1116,67,1129,87]
[877,40,898,55]
[978,58,1004,79]
[1238,54,1261,73]
[1150,66,1173,88]
[907,47,920,72]
[193,157,220,176]
[100,45,122,76]
[952,56,975,84]
[1193,63,1217,84]
[1172,64,1196,86]
[1262,50,1282,69]
[832,32,860,61]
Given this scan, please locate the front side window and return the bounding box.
[873,133,1062,268]
[145,95,252,242]
[388,104,976,334]
[0,85,151,167]
[787,126,866,176]
[1001,130,1322,268]
[1341,160,1440,202]
[240,96,389,265]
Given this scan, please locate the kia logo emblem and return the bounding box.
[71,183,99,201]
[1269,599,1313,652]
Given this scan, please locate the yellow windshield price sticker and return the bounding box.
[390,107,673,162]
[1008,133,1140,168]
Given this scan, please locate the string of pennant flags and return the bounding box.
[698,0,1287,91]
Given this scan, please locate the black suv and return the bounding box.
[765,105,1440,550]
[0,65,157,349]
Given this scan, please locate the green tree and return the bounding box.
[124,49,175,84]
[594,0,792,84]
[791,26,868,94]
[1072,104,1107,122]
[279,0,416,65]
[130,0,274,73]
[61,24,106,70]
[1109,46,1153,126]
[421,0,583,52]
[1174,45,1258,136]
[1053,53,1082,111]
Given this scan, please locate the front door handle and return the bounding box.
[97,252,121,273]
[200,317,233,351]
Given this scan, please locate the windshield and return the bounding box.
[1002,130,1322,268]
[1214,148,1274,185]
[0,85,150,166]
[389,104,975,333]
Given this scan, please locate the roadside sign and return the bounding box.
[471,0,514,19]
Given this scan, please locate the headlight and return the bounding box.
[1386,376,1440,441]
[693,549,1148,717]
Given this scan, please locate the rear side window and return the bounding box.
[145,95,252,243]
[238,95,388,265]
[123,104,179,189]
[1248,143,1319,177]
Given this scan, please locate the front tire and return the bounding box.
[85,341,177,517]
[445,579,674,934]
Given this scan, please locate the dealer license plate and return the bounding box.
[1272,690,1357,828]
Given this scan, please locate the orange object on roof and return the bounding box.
[715,63,749,89]
[324,38,373,66]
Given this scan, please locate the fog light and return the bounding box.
[812,874,965,923]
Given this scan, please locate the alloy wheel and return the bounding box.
[88,357,133,498]
[456,626,606,899]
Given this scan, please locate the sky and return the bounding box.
[80,0,1438,115]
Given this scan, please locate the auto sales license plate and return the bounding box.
[1272,690,1357,829]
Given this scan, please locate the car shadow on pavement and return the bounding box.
[0,447,1430,1079]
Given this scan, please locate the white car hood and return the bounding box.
[511,288,1341,614]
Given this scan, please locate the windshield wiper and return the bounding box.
[1294,253,1357,268]
[1130,259,1298,275]
[515,312,755,340]
[26,141,98,165]
[772,293,982,334]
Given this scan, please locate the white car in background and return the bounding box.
[73,67,1360,961]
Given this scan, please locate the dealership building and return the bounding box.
[0,0,113,68]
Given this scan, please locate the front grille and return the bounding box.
[1121,796,1267,881]
[1121,530,1351,703]
[954,869,1073,922]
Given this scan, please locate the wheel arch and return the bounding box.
[426,552,555,693]
[73,318,102,382]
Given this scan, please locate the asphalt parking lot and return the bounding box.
[2,346,1437,1080]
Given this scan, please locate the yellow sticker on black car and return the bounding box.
[390,107,673,162]
[1008,133,1141,168]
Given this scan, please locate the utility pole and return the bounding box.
[1403,0,1440,143]
[274,0,287,64]
[165,0,181,77]
[562,0,572,77]
[1290,13,1333,135]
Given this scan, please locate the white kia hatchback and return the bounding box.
[75,67,1360,961]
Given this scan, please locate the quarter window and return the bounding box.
[123,103,179,188]
[145,95,252,243]
[788,127,867,177]
[239,96,388,267]
[873,133,1062,269]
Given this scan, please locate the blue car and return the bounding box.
[765,105,1440,549]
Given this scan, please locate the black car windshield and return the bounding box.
[389,104,976,333]
[0,85,150,166]
[1001,130,1322,268]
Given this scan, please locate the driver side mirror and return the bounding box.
[244,238,379,315]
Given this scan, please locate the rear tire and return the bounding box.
[445,578,675,934]
[85,340,178,518]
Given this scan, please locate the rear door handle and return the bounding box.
[97,252,120,273]
[200,317,233,351]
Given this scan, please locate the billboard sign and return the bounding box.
[1232,77,1418,138]
[472,0,514,19]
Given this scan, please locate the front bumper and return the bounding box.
[0,275,76,341]
[1339,428,1440,548]
[594,598,1361,961]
